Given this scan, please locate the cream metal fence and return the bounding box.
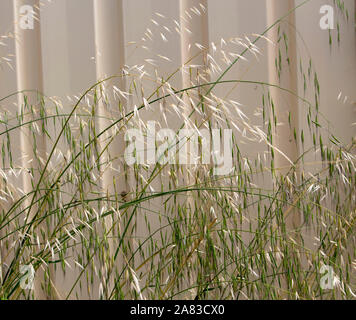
[0,0,355,299]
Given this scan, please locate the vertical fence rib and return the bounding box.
[13,0,48,299]
[93,0,127,297]
[267,0,301,229]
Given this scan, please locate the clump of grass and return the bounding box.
[0,1,355,300]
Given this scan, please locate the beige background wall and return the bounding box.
[1,0,355,141]
[0,0,355,298]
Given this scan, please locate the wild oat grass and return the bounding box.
[0,1,355,300]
